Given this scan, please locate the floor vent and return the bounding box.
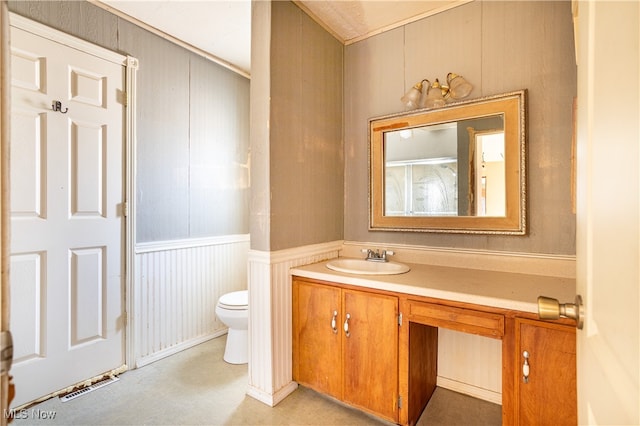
[59,376,120,403]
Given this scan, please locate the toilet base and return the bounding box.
[224,328,248,364]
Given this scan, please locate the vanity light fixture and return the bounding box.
[399,129,413,139]
[400,73,473,110]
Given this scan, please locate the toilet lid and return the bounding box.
[218,290,248,310]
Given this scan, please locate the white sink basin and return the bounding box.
[326,258,410,275]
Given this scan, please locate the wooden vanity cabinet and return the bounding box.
[292,277,400,423]
[292,274,577,426]
[513,317,577,425]
[402,300,576,426]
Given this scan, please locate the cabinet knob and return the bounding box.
[344,313,351,338]
[331,310,338,334]
[538,295,584,329]
[522,350,530,383]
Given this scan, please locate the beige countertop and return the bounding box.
[291,258,576,314]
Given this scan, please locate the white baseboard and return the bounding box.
[135,330,227,369]
[437,376,502,405]
[247,381,299,407]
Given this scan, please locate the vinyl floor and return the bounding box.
[10,335,501,425]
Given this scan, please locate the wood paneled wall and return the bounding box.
[8,0,250,243]
[250,1,344,252]
[344,1,577,255]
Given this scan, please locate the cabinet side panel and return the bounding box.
[292,279,300,381]
[408,323,438,425]
[502,316,516,425]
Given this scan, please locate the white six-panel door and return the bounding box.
[9,23,125,407]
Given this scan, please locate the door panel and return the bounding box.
[10,47,45,92]
[9,253,44,364]
[71,122,106,216]
[10,108,44,217]
[9,25,125,407]
[69,247,105,346]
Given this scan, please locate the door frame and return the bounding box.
[4,12,139,392]
[1,2,11,423]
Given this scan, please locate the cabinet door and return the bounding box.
[293,280,342,399]
[343,289,399,422]
[516,318,576,425]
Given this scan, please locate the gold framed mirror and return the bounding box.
[369,90,526,234]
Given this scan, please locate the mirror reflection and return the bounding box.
[369,90,526,234]
[384,116,505,217]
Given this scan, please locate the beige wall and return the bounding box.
[345,1,577,255]
[250,1,344,251]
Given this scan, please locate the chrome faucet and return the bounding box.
[362,248,394,262]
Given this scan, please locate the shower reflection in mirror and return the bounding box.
[383,115,505,217]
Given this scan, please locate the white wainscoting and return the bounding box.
[133,235,250,367]
[437,329,502,404]
[246,241,342,406]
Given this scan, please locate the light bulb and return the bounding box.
[422,79,446,109]
[447,73,473,99]
[400,81,425,109]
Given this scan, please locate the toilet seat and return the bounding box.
[218,290,248,310]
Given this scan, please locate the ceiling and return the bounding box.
[95,0,469,76]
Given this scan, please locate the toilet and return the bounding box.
[215,290,248,364]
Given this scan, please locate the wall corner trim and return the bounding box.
[248,240,343,264]
[247,240,342,407]
[136,234,250,254]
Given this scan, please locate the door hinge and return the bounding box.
[398,312,403,326]
[1,330,14,374]
[398,395,402,409]
[123,91,128,107]
[122,201,128,217]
